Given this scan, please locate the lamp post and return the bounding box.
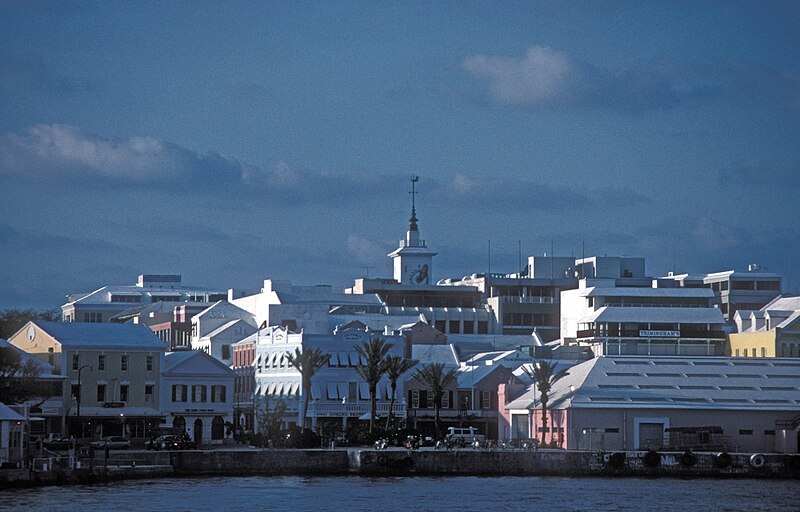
[76,364,92,437]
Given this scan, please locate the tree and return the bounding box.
[0,347,49,405]
[257,395,287,445]
[0,309,60,340]
[286,347,330,431]
[413,363,458,441]
[522,361,570,446]
[354,337,392,434]
[383,355,416,430]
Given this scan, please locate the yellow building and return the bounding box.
[728,296,800,358]
[7,320,164,441]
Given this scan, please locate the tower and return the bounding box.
[388,175,437,285]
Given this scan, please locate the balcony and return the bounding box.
[307,401,406,418]
[500,296,555,304]
[576,329,726,340]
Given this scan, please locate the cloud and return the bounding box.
[463,46,798,114]
[346,233,390,265]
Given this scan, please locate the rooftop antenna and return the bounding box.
[361,266,374,277]
[550,240,554,281]
[488,240,492,274]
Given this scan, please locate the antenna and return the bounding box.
[361,266,374,277]
[408,175,419,231]
[488,240,491,274]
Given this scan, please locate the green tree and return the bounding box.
[383,355,416,430]
[0,309,60,339]
[286,347,330,431]
[257,395,287,445]
[0,346,48,405]
[413,363,458,441]
[354,337,392,434]
[522,361,570,446]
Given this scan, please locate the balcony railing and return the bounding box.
[307,402,406,418]
[500,296,555,304]
[576,329,726,340]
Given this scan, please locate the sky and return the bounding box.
[1,1,799,310]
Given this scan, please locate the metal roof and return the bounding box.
[32,320,164,349]
[580,306,725,325]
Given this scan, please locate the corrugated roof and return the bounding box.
[506,356,800,412]
[411,344,458,366]
[583,287,714,298]
[33,321,164,349]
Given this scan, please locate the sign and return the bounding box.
[103,402,124,408]
[639,330,680,337]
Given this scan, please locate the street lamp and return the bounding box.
[76,364,92,437]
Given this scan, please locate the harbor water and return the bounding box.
[3,475,799,511]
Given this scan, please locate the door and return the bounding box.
[194,418,203,446]
[638,422,664,450]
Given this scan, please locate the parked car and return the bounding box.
[147,435,182,451]
[90,436,130,450]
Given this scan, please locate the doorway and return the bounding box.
[194,418,203,446]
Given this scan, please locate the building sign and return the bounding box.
[639,330,680,337]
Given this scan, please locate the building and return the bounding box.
[501,356,800,453]
[61,274,227,324]
[0,404,26,468]
[729,296,800,357]
[112,302,208,351]
[7,321,164,441]
[251,325,407,434]
[231,337,257,436]
[659,268,782,321]
[160,350,235,446]
[561,279,727,356]
[190,301,257,366]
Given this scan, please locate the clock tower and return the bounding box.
[388,175,437,285]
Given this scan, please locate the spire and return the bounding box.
[409,175,419,232]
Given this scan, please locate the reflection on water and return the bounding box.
[3,475,799,512]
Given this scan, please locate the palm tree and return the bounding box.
[354,337,393,434]
[383,355,417,430]
[286,347,330,431]
[413,363,458,441]
[522,361,570,446]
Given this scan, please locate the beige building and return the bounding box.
[7,321,164,441]
[729,296,800,358]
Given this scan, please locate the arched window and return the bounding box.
[211,416,225,440]
[744,348,748,357]
[173,416,186,432]
[761,347,766,358]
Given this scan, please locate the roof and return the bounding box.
[163,350,234,375]
[0,338,57,376]
[32,321,164,350]
[579,306,725,325]
[0,403,26,421]
[581,287,714,298]
[411,344,459,366]
[506,356,800,412]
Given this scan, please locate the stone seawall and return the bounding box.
[3,448,798,488]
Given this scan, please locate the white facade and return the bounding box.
[191,301,257,366]
[161,351,235,445]
[252,326,407,430]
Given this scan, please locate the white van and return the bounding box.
[446,427,485,444]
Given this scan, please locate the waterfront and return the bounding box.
[3,476,799,512]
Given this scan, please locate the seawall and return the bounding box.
[3,448,798,488]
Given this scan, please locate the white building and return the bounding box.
[62,274,227,324]
[561,279,727,356]
[160,350,235,446]
[251,325,407,432]
[190,301,257,366]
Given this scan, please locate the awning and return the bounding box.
[327,383,339,399]
[359,383,369,400]
[337,382,348,400]
[311,384,321,400]
[339,352,349,367]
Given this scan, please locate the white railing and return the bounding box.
[308,402,406,418]
[500,296,554,304]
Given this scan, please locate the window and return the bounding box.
[121,355,128,371]
[97,384,106,402]
[145,385,154,403]
[192,384,207,402]
[735,349,740,357]
[98,354,105,371]
[111,294,140,303]
[83,312,102,322]
[48,348,54,366]
[211,385,226,403]
[441,390,451,409]
[411,389,420,409]
[739,429,753,435]
[761,348,766,358]
[764,430,775,435]
[146,355,153,371]
[120,384,129,402]
[605,428,620,433]
[481,390,491,410]
[72,354,80,370]
[172,384,187,402]
[732,281,755,290]
[71,384,80,400]
[222,345,231,360]
[757,281,780,291]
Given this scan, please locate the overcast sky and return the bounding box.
[2,1,799,310]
